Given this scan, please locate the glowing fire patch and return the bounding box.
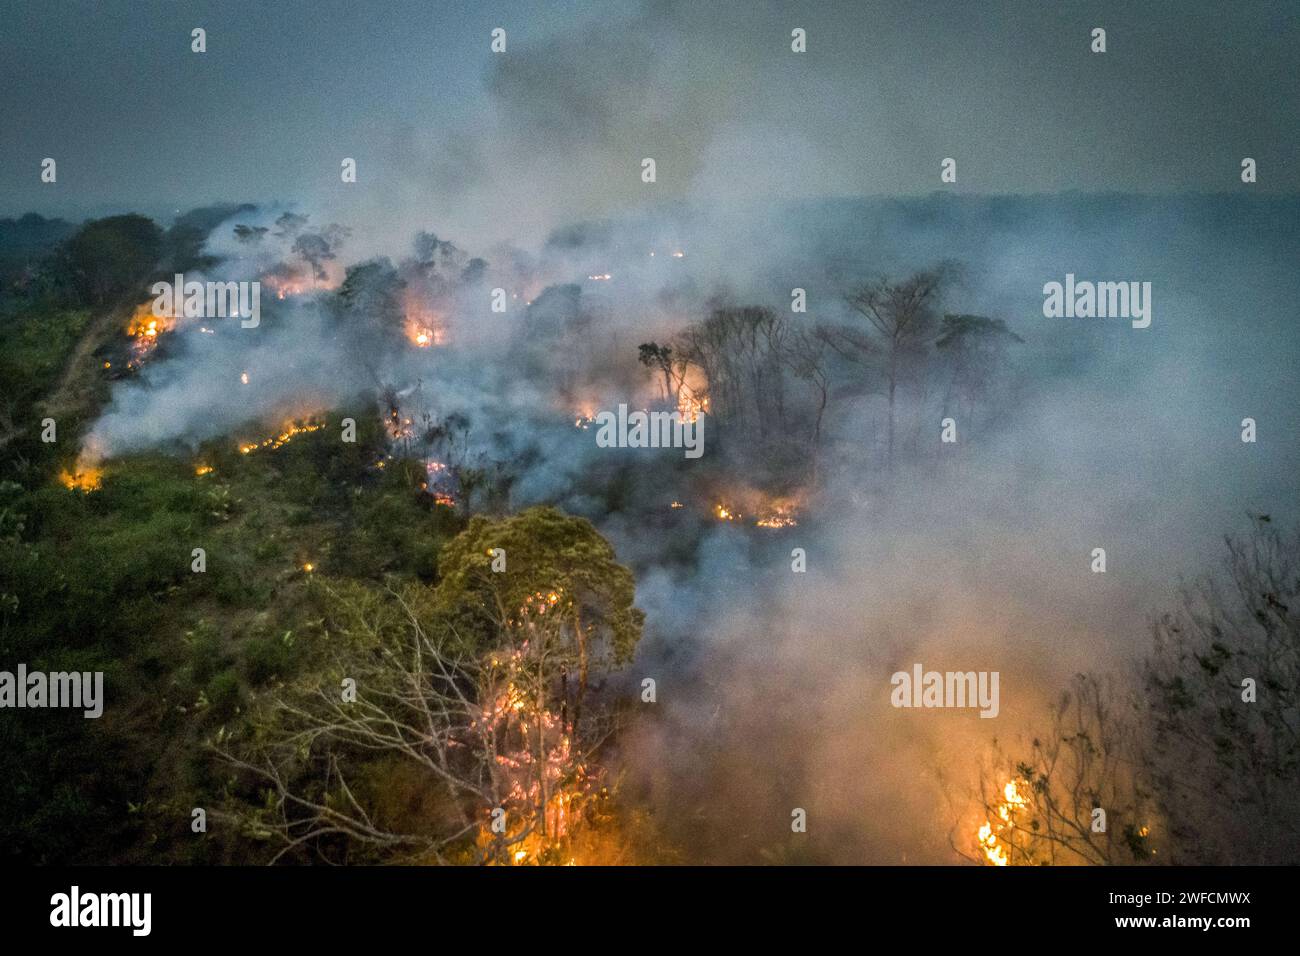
[125,302,172,367]
[676,391,708,424]
[978,778,1028,866]
[715,504,739,521]
[194,464,214,477]
[473,639,591,865]
[422,461,457,507]
[238,419,325,455]
[263,274,309,300]
[404,295,447,348]
[59,464,103,492]
[386,410,414,441]
[406,324,445,348]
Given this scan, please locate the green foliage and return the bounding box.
[55,214,162,306]
[0,402,472,862]
[241,630,297,686]
[205,669,244,721]
[435,505,644,666]
[0,307,94,437]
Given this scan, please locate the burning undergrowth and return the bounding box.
[59,195,1300,864]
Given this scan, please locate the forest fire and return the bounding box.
[421,461,456,507]
[262,274,309,300]
[978,778,1029,866]
[59,462,103,492]
[125,301,172,367]
[472,640,591,865]
[404,297,447,348]
[386,410,414,441]
[755,509,798,529]
[237,419,325,455]
[676,390,709,423]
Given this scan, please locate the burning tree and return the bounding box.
[968,516,1300,866]
[211,507,643,865]
[967,674,1159,866]
[434,506,644,734]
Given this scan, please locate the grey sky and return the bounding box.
[2,0,1296,247]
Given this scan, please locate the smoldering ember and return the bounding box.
[0,0,1297,880]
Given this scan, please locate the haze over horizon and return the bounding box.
[3,0,1298,251]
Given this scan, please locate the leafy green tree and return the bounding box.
[56,214,162,306]
[435,505,644,727]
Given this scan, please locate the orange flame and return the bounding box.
[978,778,1028,866]
[238,419,325,455]
[59,464,103,492]
[125,301,173,367]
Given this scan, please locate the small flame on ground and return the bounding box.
[59,464,103,492]
[755,507,798,529]
[238,419,325,455]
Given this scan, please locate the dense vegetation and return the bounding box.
[2,203,1295,866]
[0,211,654,864]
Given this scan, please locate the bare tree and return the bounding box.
[211,579,611,865]
[964,674,1159,866]
[784,327,834,481]
[845,265,951,465]
[674,306,791,444]
[934,313,1023,437]
[1143,515,1300,863]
